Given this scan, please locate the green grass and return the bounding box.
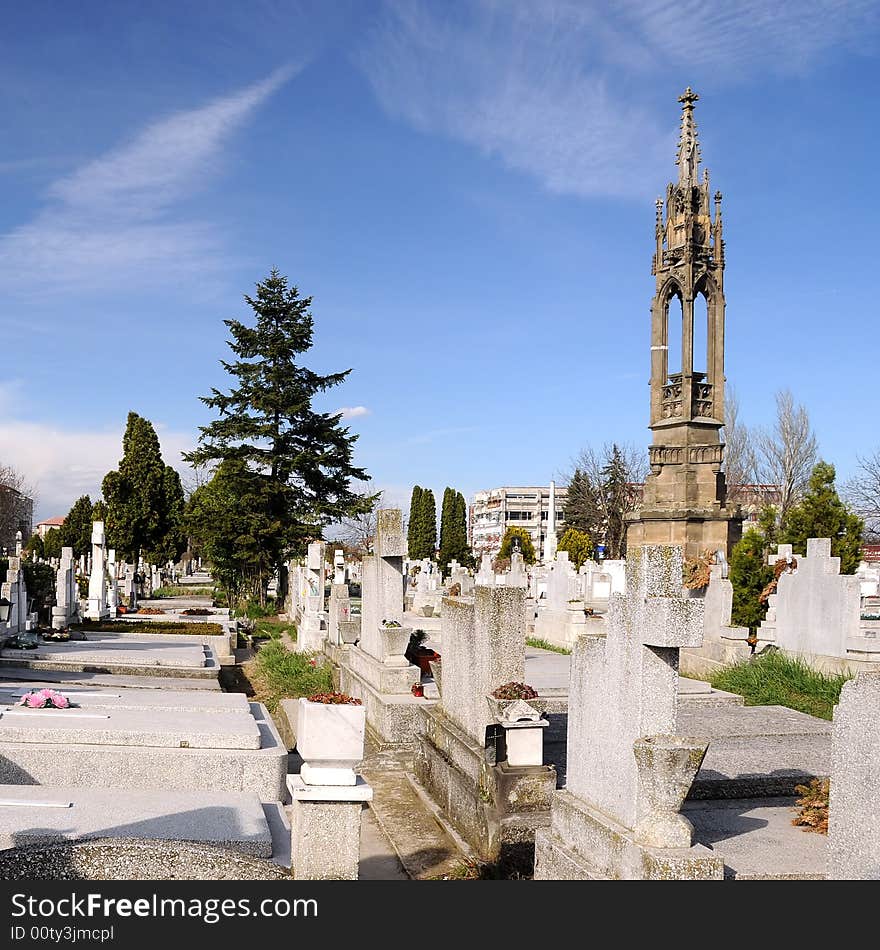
[250,617,294,642]
[150,586,214,598]
[526,637,571,655]
[709,650,851,721]
[245,639,333,713]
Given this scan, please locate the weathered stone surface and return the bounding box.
[288,776,366,880]
[0,702,287,800]
[0,785,272,857]
[441,586,526,746]
[566,546,702,831]
[828,671,880,879]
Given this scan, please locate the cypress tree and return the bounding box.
[421,488,437,558]
[439,488,470,570]
[102,413,168,590]
[408,486,424,558]
[59,495,94,558]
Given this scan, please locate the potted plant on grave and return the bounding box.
[404,628,440,676]
[486,682,548,768]
[486,681,546,721]
[295,690,366,787]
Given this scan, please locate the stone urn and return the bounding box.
[379,623,411,666]
[295,696,366,787]
[632,734,708,849]
[421,605,434,617]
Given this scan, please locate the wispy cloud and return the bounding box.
[360,0,879,199]
[337,406,371,419]
[0,66,296,296]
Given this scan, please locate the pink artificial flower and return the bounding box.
[25,692,47,708]
[50,692,69,709]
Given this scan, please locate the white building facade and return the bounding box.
[470,485,567,559]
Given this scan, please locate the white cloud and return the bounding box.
[360,0,878,200]
[0,419,196,521]
[0,65,297,296]
[337,406,371,419]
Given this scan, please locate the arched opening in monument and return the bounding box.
[693,291,708,377]
[666,291,683,378]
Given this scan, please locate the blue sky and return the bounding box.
[2,1,878,521]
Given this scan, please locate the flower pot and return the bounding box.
[421,605,434,617]
[295,697,366,787]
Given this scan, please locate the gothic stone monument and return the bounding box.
[626,89,742,559]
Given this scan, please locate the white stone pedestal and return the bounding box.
[287,774,372,880]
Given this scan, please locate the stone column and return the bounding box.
[287,776,372,880]
[543,480,557,564]
[86,522,108,620]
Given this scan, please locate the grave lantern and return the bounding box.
[0,597,10,623]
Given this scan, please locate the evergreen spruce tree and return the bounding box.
[408,486,424,559]
[42,528,63,560]
[780,461,863,574]
[184,269,372,603]
[600,445,630,559]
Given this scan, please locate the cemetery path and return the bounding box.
[361,768,474,880]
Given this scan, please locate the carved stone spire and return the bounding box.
[676,87,701,186]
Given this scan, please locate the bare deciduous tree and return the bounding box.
[722,386,758,502]
[562,442,648,559]
[0,462,36,551]
[754,389,818,519]
[331,484,384,556]
[843,449,880,542]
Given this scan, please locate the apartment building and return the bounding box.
[470,485,567,559]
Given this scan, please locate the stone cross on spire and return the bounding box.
[676,86,701,186]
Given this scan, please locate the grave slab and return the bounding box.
[0,784,273,857]
[0,704,261,750]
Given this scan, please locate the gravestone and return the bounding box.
[475,554,494,586]
[297,541,327,652]
[534,545,723,880]
[333,549,346,585]
[106,549,119,616]
[86,522,109,621]
[338,510,420,745]
[769,539,873,670]
[52,547,79,630]
[417,580,556,863]
[1,557,27,638]
[827,670,880,879]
